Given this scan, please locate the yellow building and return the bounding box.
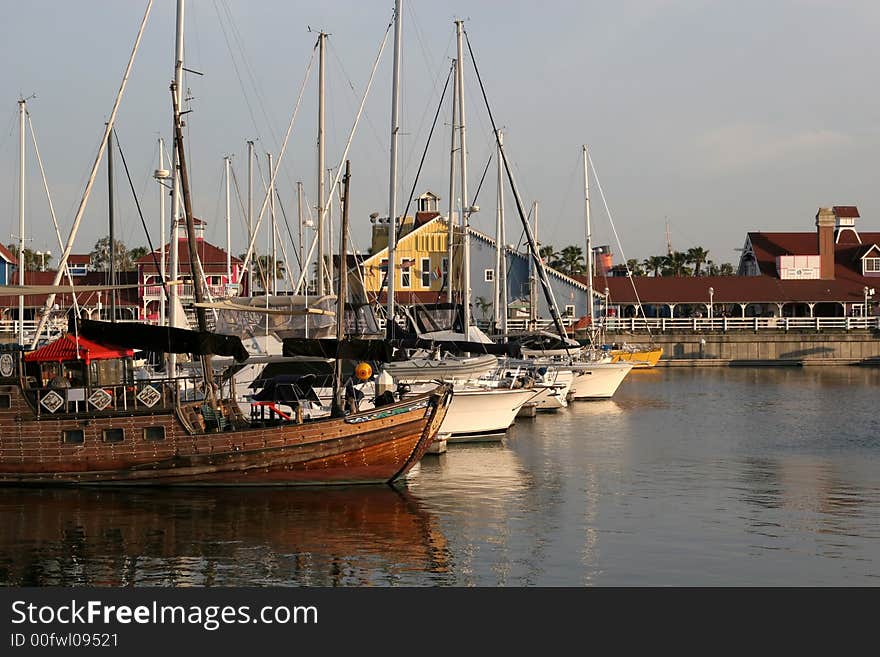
[363,192,464,304]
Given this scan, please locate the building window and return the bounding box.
[144,426,165,441]
[401,266,410,288]
[102,428,124,443]
[421,258,431,288]
[864,257,880,274]
[485,269,494,282]
[62,429,84,445]
[564,304,575,317]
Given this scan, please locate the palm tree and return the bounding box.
[473,296,493,322]
[705,259,719,276]
[555,245,585,276]
[663,251,691,276]
[643,255,666,277]
[627,258,645,277]
[538,245,557,265]
[686,246,710,276]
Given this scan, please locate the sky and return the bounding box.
[2,0,880,273]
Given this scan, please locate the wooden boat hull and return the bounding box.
[0,381,452,486]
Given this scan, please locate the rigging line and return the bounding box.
[32,0,154,349]
[588,152,653,337]
[272,184,300,291]
[215,0,281,154]
[464,29,569,342]
[112,128,168,303]
[470,153,493,213]
[234,41,317,286]
[328,40,386,154]
[291,11,395,295]
[26,111,80,319]
[376,60,453,296]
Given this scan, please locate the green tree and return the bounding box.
[5,245,53,272]
[538,245,557,265]
[719,262,735,276]
[128,246,149,263]
[89,237,133,272]
[643,255,666,277]
[663,251,692,276]
[555,245,586,276]
[626,258,645,277]
[686,246,710,276]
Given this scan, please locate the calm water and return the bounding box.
[2,367,879,586]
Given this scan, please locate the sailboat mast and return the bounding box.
[246,139,254,296]
[172,80,216,405]
[530,200,538,328]
[386,0,402,339]
[17,99,25,347]
[269,152,277,296]
[317,32,327,296]
[496,129,507,338]
[332,160,351,416]
[583,145,594,323]
[455,19,471,337]
[224,155,231,291]
[446,58,457,307]
[158,137,166,325]
[108,128,117,322]
[168,0,185,377]
[297,181,304,280]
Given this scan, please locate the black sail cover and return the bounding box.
[77,319,249,363]
[282,338,394,361]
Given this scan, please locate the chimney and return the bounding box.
[816,207,836,280]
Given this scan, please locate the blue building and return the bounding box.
[0,244,18,286]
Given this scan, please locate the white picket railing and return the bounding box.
[600,316,880,333]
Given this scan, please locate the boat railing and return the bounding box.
[599,316,880,333]
[27,374,209,418]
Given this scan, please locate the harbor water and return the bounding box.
[2,367,879,586]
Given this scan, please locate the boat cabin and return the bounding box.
[23,334,134,391]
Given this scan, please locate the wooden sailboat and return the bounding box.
[0,2,451,484]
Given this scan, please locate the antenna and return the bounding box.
[665,218,672,255]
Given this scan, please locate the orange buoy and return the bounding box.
[355,362,373,381]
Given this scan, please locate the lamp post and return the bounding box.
[864,286,875,318]
[36,250,50,271]
[708,286,714,320]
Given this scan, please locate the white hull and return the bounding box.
[383,353,498,382]
[569,362,633,400]
[440,387,538,441]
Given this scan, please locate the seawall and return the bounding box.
[603,330,880,367]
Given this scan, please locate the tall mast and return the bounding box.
[386,0,402,338]
[331,160,351,416]
[530,200,538,328]
[157,137,167,326]
[496,129,507,338]
[316,32,327,296]
[108,128,117,322]
[17,99,25,347]
[268,152,277,296]
[455,19,471,337]
[446,58,457,307]
[583,145,594,322]
[172,79,216,406]
[168,0,185,378]
[246,140,254,296]
[224,155,231,291]
[327,168,334,293]
[297,181,305,280]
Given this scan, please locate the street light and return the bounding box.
[708,286,714,320]
[35,250,50,271]
[864,286,875,317]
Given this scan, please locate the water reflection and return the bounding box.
[0,486,451,586]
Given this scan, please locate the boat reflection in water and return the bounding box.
[0,486,451,586]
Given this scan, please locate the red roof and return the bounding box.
[137,238,242,274]
[24,334,133,363]
[745,231,880,279]
[834,206,860,218]
[0,244,17,265]
[0,270,141,309]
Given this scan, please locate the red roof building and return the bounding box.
[24,334,133,364]
[580,206,880,319]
